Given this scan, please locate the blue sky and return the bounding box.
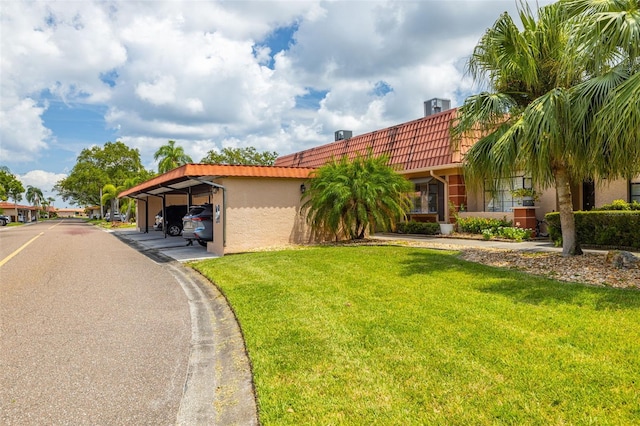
[0,1,552,207]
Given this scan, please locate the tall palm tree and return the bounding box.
[46,197,55,218]
[25,186,44,221]
[452,1,640,256]
[563,0,640,179]
[154,140,193,174]
[302,152,413,240]
[101,183,121,220]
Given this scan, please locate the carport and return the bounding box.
[119,164,315,256]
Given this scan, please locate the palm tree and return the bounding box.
[452,1,640,256]
[302,152,413,240]
[563,0,640,180]
[46,197,55,218]
[26,185,44,220]
[154,140,193,174]
[101,183,121,221]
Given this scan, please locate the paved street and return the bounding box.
[0,219,257,425]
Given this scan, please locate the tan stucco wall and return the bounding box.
[595,178,629,207]
[221,177,310,253]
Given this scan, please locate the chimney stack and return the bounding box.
[424,98,451,117]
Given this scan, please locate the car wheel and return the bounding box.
[167,224,181,236]
[0,219,6,226]
[197,240,208,247]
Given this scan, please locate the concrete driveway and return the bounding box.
[111,228,219,263]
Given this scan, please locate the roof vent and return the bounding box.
[424,98,451,117]
[334,130,352,141]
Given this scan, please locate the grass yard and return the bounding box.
[191,246,640,425]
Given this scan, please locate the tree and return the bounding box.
[452,1,640,256]
[201,147,278,166]
[26,186,44,220]
[154,140,193,173]
[0,167,24,203]
[101,183,120,220]
[302,152,413,240]
[55,141,148,206]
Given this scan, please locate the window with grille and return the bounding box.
[484,176,532,212]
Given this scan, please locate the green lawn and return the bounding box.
[191,246,640,425]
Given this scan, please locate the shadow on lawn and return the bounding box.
[400,250,640,311]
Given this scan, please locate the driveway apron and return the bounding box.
[1,220,197,424]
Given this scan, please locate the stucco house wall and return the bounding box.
[222,177,310,253]
[595,178,630,207]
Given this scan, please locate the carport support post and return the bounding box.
[162,196,167,238]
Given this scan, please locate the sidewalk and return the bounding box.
[372,233,639,254]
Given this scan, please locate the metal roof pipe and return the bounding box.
[192,178,227,247]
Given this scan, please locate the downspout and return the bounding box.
[193,178,227,247]
[430,170,448,222]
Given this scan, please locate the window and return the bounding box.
[412,182,439,214]
[484,176,531,212]
[631,182,640,203]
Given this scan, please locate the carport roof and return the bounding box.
[119,163,316,198]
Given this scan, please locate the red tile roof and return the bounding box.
[275,108,473,170]
[119,164,315,198]
[0,202,38,210]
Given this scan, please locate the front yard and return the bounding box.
[192,246,640,425]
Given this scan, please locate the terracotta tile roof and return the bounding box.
[119,164,315,198]
[0,202,37,210]
[275,108,473,170]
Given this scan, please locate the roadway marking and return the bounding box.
[48,220,64,229]
[0,232,44,268]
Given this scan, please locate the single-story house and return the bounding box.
[0,202,38,223]
[85,206,102,219]
[276,99,640,231]
[56,208,86,218]
[121,99,638,254]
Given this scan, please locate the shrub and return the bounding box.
[396,221,440,235]
[593,199,640,211]
[495,226,532,242]
[457,217,512,234]
[546,211,640,249]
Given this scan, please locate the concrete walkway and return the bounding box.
[372,233,639,254]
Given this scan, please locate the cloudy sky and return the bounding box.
[1,0,552,206]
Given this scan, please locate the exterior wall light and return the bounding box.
[300,184,306,194]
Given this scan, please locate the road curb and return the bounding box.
[167,263,258,425]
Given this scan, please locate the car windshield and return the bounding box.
[187,207,206,216]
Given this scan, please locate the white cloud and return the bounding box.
[18,170,67,192]
[0,97,52,162]
[1,0,556,179]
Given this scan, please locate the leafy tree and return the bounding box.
[0,167,24,203]
[201,146,278,166]
[452,1,640,256]
[302,152,413,240]
[26,186,44,220]
[55,141,148,207]
[0,167,25,205]
[154,140,193,173]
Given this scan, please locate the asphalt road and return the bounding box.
[1,219,191,424]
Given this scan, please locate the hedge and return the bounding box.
[545,211,640,249]
[396,221,441,235]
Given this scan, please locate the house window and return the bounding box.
[631,182,640,203]
[484,176,531,212]
[412,182,439,214]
